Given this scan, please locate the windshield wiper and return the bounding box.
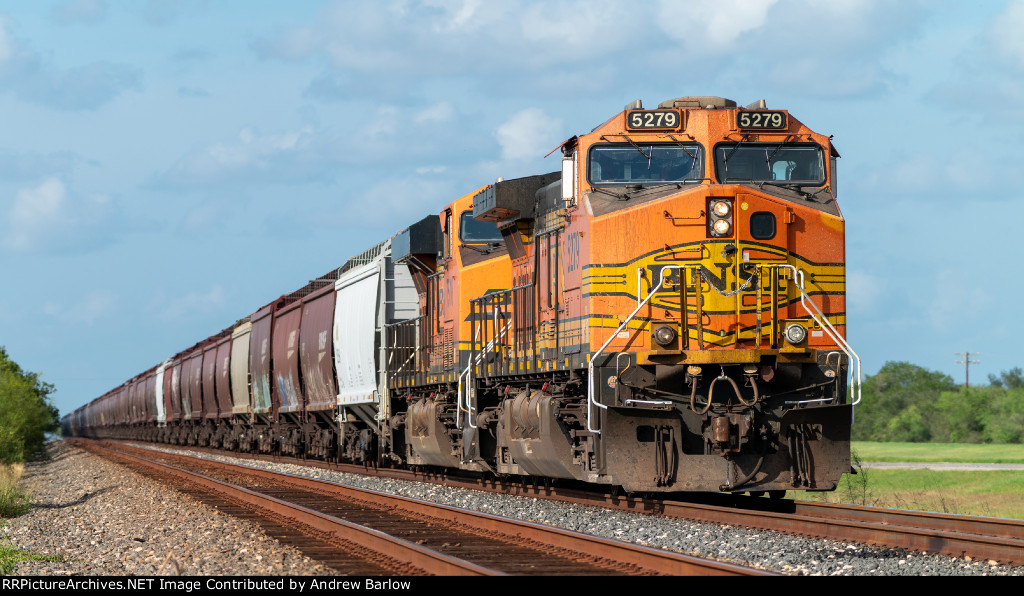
[722,135,749,180]
[723,136,748,165]
[460,242,502,254]
[602,134,651,159]
[764,135,793,165]
[666,134,698,160]
[758,181,823,202]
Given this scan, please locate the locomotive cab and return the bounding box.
[566,96,857,493]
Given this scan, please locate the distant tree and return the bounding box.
[852,361,957,442]
[983,387,1024,444]
[0,347,60,464]
[988,367,1024,389]
[853,361,1024,444]
[932,388,989,443]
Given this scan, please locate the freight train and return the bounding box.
[63,95,859,495]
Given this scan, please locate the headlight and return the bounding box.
[708,199,733,237]
[784,323,808,345]
[652,325,677,347]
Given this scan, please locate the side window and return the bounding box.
[459,211,502,243]
[443,210,452,260]
[750,212,776,240]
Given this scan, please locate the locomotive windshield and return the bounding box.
[588,143,703,185]
[459,211,502,243]
[714,143,825,185]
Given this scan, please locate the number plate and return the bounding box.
[737,111,787,130]
[626,109,682,130]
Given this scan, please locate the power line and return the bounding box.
[955,351,980,388]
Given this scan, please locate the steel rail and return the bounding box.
[784,500,1024,542]
[93,440,1024,567]
[78,442,500,576]
[83,440,772,576]
[151,448,769,576]
[650,498,1024,566]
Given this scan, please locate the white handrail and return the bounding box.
[779,265,862,407]
[587,265,684,434]
[458,318,512,430]
[586,263,859,436]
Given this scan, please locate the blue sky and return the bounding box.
[1,0,1022,417]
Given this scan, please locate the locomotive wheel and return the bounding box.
[748,491,766,497]
[768,490,787,500]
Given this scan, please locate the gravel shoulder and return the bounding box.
[2,441,329,576]
[4,440,1023,577]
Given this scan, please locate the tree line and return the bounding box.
[0,347,60,464]
[852,361,1024,443]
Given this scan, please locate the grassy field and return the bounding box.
[800,443,1024,520]
[852,441,1024,463]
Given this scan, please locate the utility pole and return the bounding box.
[956,351,980,388]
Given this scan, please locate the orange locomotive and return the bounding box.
[65,95,858,497]
[389,96,858,494]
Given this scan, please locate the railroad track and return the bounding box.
[75,441,770,576]
[83,440,1024,568]
[652,495,1024,566]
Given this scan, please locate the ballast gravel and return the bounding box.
[5,440,1023,576]
[3,441,328,576]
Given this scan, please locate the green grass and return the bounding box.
[851,441,1024,464]
[0,465,32,518]
[807,467,1024,519]
[0,539,64,575]
[0,464,66,573]
[800,445,1024,519]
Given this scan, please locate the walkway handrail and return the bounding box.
[587,265,684,435]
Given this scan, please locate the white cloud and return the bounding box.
[0,17,13,63]
[0,18,140,110]
[846,270,883,316]
[44,290,116,326]
[143,0,206,26]
[927,269,994,332]
[256,0,924,107]
[655,0,778,49]
[52,0,108,25]
[157,285,227,322]
[495,108,562,162]
[159,126,340,188]
[859,150,1000,200]
[254,25,321,61]
[414,102,455,125]
[3,177,119,254]
[991,0,1024,69]
[257,1,624,75]
[340,177,457,227]
[6,178,69,251]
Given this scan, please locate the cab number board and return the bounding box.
[737,110,787,130]
[626,109,681,130]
